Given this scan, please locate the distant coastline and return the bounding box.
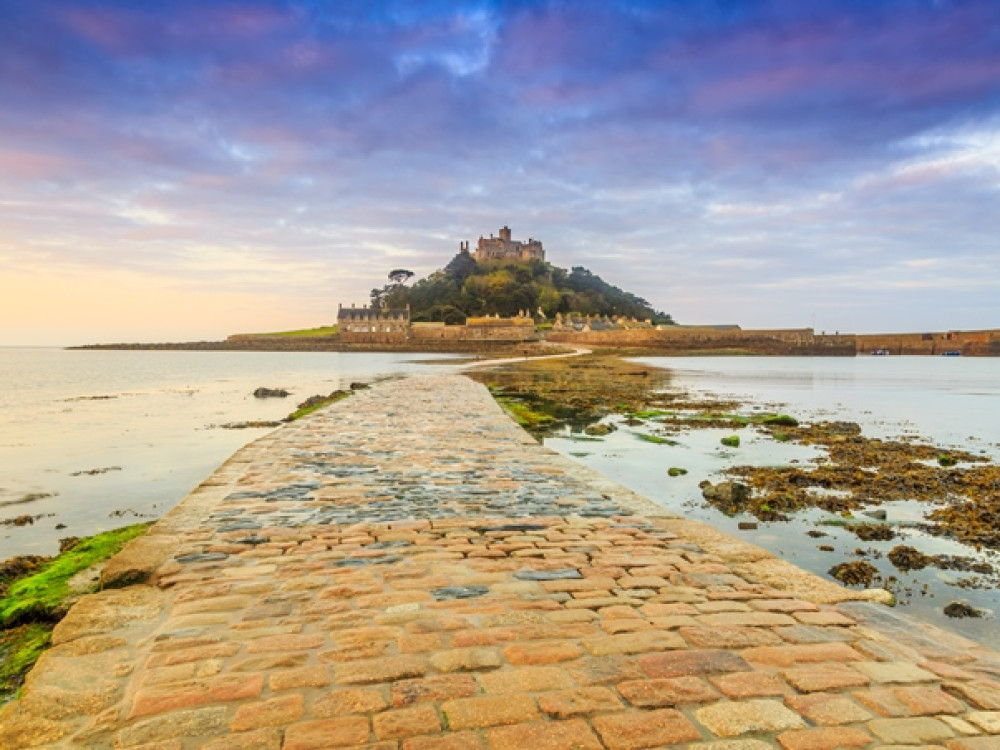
[68,338,569,355]
[69,324,1000,356]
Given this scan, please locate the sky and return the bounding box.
[1,0,999,345]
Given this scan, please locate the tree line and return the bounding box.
[370,253,673,325]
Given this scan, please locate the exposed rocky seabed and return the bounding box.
[469,355,1000,647]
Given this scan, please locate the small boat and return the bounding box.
[871,348,890,356]
[942,350,961,356]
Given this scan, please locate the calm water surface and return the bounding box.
[545,356,1000,648]
[0,348,457,557]
[644,356,1000,457]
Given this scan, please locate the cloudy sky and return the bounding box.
[2,0,998,345]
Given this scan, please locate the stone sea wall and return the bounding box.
[547,328,858,356]
[855,329,1000,356]
[75,337,544,354]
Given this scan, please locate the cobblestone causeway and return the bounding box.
[3,374,1000,749]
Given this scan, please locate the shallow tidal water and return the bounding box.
[544,355,1000,649]
[0,348,458,558]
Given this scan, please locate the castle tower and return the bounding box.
[471,225,544,263]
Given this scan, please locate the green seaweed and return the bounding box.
[285,391,352,421]
[485,385,593,437]
[760,414,799,427]
[771,432,792,442]
[495,397,556,428]
[627,409,672,419]
[683,412,798,428]
[0,623,51,702]
[635,433,680,445]
[681,412,750,426]
[667,467,688,477]
[0,523,151,627]
[721,435,741,448]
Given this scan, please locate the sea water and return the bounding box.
[544,355,1000,647]
[0,348,458,558]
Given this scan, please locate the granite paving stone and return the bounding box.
[696,699,807,737]
[866,716,956,744]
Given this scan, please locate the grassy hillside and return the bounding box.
[239,325,339,338]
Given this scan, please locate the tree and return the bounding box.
[444,251,477,281]
[388,268,414,284]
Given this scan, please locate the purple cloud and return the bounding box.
[1,0,999,344]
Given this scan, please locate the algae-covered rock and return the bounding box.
[849,522,896,542]
[887,545,932,572]
[701,481,750,505]
[720,435,740,448]
[943,601,983,618]
[667,467,687,477]
[253,387,289,398]
[829,560,880,587]
[1,523,151,627]
[762,414,799,427]
[585,422,616,436]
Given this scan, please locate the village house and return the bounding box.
[337,303,409,339]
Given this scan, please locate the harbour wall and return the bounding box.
[547,327,857,356]
[855,329,1000,356]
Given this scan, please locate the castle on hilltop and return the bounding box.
[460,225,544,263]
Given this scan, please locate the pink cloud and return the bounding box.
[0,149,78,180]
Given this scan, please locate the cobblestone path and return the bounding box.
[4,375,1000,749]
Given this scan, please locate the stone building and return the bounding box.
[337,304,409,341]
[469,225,544,263]
[464,312,538,341]
[551,313,655,333]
